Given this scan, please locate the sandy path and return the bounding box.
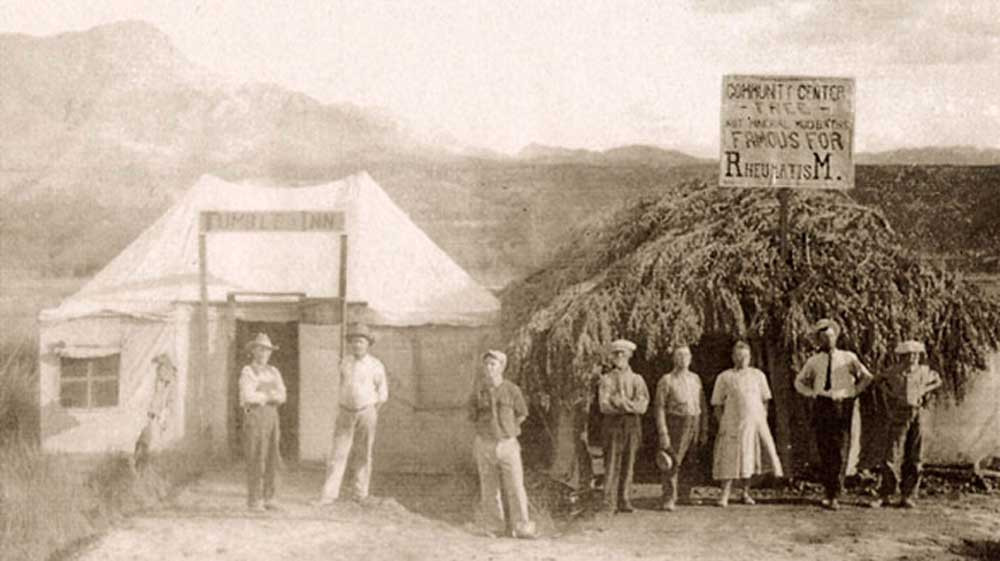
[74,466,1000,561]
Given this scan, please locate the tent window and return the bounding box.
[59,355,120,408]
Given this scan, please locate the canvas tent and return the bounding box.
[38,172,500,472]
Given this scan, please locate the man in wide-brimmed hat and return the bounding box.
[467,349,537,539]
[239,332,287,511]
[794,318,874,510]
[316,322,388,505]
[868,340,941,509]
[597,338,649,513]
[133,352,178,472]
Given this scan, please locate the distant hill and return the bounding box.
[2,21,998,290]
[857,146,1000,166]
[517,143,710,166]
[0,20,430,205]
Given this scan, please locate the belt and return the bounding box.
[817,395,855,403]
[243,403,277,413]
[339,403,375,412]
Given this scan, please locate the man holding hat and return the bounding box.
[239,333,286,511]
[794,318,874,510]
[133,352,177,472]
[654,345,709,511]
[317,323,388,505]
[467,349,536,538]
[868,340,941,509]
[598,338,649,513]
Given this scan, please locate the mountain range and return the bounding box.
[1,21,998,288]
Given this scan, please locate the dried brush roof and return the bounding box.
[502,180,1000,407]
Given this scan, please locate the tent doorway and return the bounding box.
[230,320,301,460]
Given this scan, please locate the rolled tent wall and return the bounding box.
[923,351,1000,466]
[37,310,190,454]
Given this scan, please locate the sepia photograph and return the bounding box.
[1,2,999,560]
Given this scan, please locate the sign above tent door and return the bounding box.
[198,210,350,357]
[203,211,345,232]
[198,210,350,443]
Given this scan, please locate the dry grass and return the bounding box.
[0,339,212,561]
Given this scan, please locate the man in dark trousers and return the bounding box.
[794,319,874,510]
[597,339,649,513]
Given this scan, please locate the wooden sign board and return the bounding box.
[720,75,855,189]
[202,211,345,232]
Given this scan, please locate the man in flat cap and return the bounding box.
[794,318,874,510]
[467,349,537,538]
[317,323,388,505]
[598,339,650,513]
[868,340,941,509]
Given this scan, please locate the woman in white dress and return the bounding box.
[711,341,783,507]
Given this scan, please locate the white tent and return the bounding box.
[38,172,500,472]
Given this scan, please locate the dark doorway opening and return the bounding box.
[230,320,300,461]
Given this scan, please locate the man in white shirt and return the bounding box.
[239,333,287,511]
[316,323,388,505]
[794,318,874,510]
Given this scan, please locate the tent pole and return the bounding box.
[339,234,348,360]
[778,188,791,265]
[198,213,209,442]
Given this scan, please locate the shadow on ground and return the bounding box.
[950,538,1000,560]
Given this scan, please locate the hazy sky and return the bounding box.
[2,1,999,155]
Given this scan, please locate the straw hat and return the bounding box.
[608,339,637,355]
[894,340,926,354]
[810,318,841,344]
[346,323,376,344]
[655,449,674,472]
[244,333,279,352]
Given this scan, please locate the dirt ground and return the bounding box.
[71,465,1000,561]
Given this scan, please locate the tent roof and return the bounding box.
[42,172,499,326]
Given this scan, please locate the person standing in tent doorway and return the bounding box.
[316,323,388,506]
[868,340,941,509]
[467,350,537,539]
[654,345,709,511]
[598,339,649,513]
[133,352,177,473]
[711,341,783,507]
[240,333,287,512]
[794,318,874,510]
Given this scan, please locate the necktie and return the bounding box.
[824,351,833,391]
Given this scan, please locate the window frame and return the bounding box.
[59,354,121,410]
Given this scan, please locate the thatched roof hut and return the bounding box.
[502,180,1000,477]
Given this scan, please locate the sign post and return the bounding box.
[719,74,855,262]
[718,74,855,471]
[197,210,350,438]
